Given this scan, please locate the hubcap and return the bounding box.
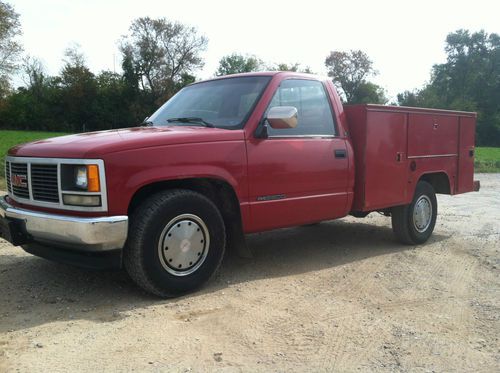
[157,214,210,276]
[413,195,432,233]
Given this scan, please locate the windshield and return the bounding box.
[147,76,271,129]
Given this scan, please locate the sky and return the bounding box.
[9,0,500,100]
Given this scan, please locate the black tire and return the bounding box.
[391,181,437,245]
[124,189,226,297]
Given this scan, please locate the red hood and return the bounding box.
[8,126,245,158]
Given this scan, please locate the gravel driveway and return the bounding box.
[0,174,499,372]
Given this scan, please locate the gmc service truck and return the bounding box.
[0,72,479,297]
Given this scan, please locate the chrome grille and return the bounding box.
[5,156,107,212]
[5,161,12,193]
[10,162,30,199]
[31,164,59,203]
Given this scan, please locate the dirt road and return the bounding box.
[0,174,499,372]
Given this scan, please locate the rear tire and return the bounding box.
[391,181,437,245]
[124,189,226,297]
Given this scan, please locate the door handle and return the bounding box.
[335,149,346,158]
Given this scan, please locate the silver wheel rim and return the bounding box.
[157,214,210,276]
[412,195,432,233]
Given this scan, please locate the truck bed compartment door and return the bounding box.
[362,111,408,210]
[408,114,459,157]
[457,116,475,193]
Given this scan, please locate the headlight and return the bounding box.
[75,166,88,189]
[69,165,100,192]
[60,163,102,207]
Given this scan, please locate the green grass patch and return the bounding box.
[1,130,69,190]
[475,147,500,173]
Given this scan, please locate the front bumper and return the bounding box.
[0,195,128,252]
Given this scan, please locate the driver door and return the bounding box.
[246,79,349,232]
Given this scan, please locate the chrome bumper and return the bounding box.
[0,196,128,252]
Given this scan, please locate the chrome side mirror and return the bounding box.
[266,106,298,129]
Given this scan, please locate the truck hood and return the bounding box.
[8,126,245,159]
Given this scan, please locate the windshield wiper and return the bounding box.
[141,120,154,127]
[166,117,215,128]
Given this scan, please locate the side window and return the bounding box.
[266,79,336,136]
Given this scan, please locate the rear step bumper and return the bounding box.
[473,180,480,192]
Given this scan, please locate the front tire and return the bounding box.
[124,189,226,297]
[391,181,437,245]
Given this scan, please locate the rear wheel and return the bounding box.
[391,181,437,245]
[124,189,226,297]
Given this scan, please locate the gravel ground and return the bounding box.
[0,174,499,372]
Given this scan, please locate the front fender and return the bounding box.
[103,141,247,216]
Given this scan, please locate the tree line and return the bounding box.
[0,1,498,145]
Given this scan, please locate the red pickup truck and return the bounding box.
[0,72,479,297]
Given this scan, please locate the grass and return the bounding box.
[475,147,500,173]
[0,130,69,190]
[0,129,499,191]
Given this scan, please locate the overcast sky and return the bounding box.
[10,0,500,100]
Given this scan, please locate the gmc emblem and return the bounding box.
[12,174,28,188]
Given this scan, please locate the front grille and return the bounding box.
[10,162,30,199]
[5,156,106,212]
[5,161,12,193]
[31,164,59,203]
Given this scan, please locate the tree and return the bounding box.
[174,72,196,91]
[215,53,262,76]
[121,49,139,97]
[397,30,500,146]
[269,62,313,73]
[350,82,387,104]
[396,90,422,107]
[22,56,46,91]
[0,60,63,132]
[120,50,147,123]
[325,50,377,103]
[59,45,98,132]
[0,1,22,96]
[120,17,207,100]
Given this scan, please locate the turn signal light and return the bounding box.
[87,165,100,192]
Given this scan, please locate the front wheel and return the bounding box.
[391,181,437,245]
[124,189,226,297]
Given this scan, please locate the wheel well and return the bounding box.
[419,172,451,194]
[128,178,242,232]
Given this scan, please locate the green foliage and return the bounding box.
[350,82,387,105]
[0,130,69,190]
[215,55,314,76]
[0,1,23,97]
[215,54,262,76]
[0,18,205,133]
[120,17,207,101]
[324,50,385,104]
[0,56,144,132]
[396,91,421,107]
[268,62,313,73]
[397,30,500,146]
[475,147,500,173]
